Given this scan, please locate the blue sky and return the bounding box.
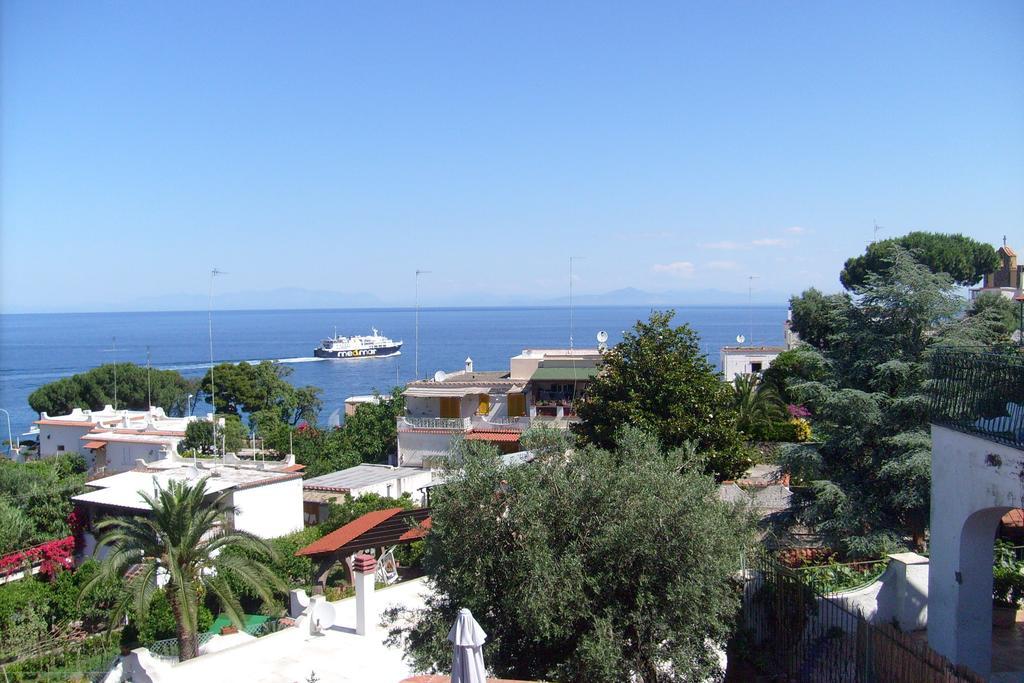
[2,1,1022,311]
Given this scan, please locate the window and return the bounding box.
[508,393,525,417]
[57,445,65,452]
[440,397,461,418]
[751,362,763,373]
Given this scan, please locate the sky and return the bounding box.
[2,1,1022,312]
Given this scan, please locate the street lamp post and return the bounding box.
[0,408,16,458]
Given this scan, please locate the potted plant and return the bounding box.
[993,540,1024,627]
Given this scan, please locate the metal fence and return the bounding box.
[929,350,1024,449]
[738,553,984,683]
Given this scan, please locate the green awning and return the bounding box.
[530,366,600,381]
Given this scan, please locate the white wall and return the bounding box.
[39,424,95,459]
[720,352,780,382]
[229,478,304,539]
[397,431,459,468]
[928,426,1024,678]
[99,441,175,473]
[405,394,503,419]
[350,470,433,504]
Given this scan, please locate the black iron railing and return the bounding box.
[929,350,1024,449]
[738,552,985,682]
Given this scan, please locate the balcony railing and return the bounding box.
[474,416,531,431]
[399,417,471,431]
[930,350,1024,449]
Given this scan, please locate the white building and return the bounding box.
[35,405,199,473]
[301,464,433,524]
[719,345,787,382]
[397,350,602,468]
[72,455,305,553]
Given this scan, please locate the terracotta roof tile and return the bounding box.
[465,430,522,442]
[296,507,403,556]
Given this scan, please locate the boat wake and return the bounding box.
[275,357,326,364]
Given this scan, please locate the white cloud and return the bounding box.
[703,241,743,250]
[785,226,807,234]
[706,260,740,271]
[751,238,785,247]
[652,261,696,278]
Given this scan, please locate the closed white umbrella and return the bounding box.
[448,608,487,683]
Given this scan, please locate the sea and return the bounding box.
[0,305,787,436]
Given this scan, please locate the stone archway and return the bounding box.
[928,425,1024,678]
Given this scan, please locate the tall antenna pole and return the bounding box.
[146,346,152,409]
[748,275,760,345]
[872,220,885,244]
[209,268,226,453]
[569,256,583,351]
[415,269,431,379]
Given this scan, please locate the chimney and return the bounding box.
[353,553,377,636]
[465,357,474,373]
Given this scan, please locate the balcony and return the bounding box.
[929,350,1024,449]
[398,417,471,432]
[472,416,531,431]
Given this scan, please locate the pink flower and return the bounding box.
[787,404,811,419]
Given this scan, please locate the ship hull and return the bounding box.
[314,344,402,359]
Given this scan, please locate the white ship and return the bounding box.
[313,328,403,359]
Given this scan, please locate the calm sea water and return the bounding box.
[0,306,786,434]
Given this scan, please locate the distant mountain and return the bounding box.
[543,287,791,306]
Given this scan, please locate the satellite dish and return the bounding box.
[736,334,746,344]
[596,331,608,343]
[433,370,447,383]
[309,599,337,632]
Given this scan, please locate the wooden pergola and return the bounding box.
[295,507,431,587]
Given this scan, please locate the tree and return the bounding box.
[387,429,753,682]
[200,361,322,426]
[574,310,752,480]
[760,345,832,405]
[254,388,405,476]
[80,479,285,661]
[28,363,196,417]
[732,374,786,438]
[784,246,973,555]
[179,415,248,454]
[0,454,87,554]
[321,492,413,533]
[787,288,852,352]
[839,231,999,290]
[963,292,1021,342]
[337,389,405,464]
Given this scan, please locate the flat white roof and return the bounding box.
[512,348,601,359]
[129,578,431,682]
[720,346,786,355]
[303,464,429,491]
[74,463,300,510]
[344,395,383,404]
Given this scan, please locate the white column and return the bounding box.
[353,553,377,636]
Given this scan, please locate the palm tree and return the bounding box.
[80,478,286,661]
[733,373,787,437]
